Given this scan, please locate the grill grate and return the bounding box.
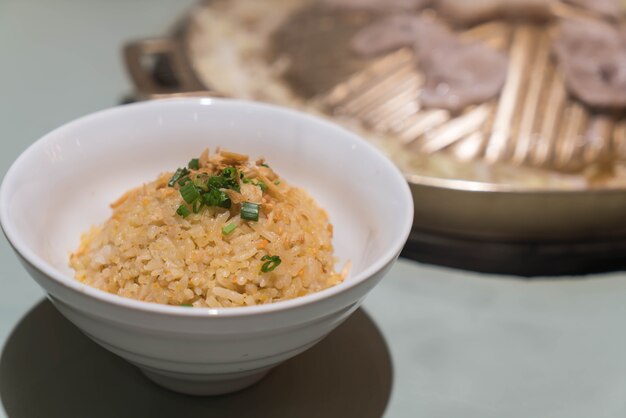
[321,20,626,174]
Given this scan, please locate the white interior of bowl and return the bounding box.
[1,98,413,314]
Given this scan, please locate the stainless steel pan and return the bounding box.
[124,1,626,243]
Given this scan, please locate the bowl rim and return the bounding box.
[0,97,414,318]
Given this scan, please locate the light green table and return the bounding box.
[2,2,626,417]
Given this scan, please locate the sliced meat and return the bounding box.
[435,0,554,25]
[322,0,431,12]
[552,19,626,109]
[350,15,422,56]
[351,16,509,111]
[414,19,509,111]
[563,0,623,20]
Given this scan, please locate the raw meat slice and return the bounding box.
[435,0,554,25]
[322,0,431,12]
[552,19,626,109]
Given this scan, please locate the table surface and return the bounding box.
[3,2,626,417]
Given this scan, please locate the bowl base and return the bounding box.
[140,367,271,396]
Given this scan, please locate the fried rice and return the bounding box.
[69,149,346,308]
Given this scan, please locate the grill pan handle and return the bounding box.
[124,38,221,100]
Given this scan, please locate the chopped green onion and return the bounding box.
[208,175,224,189]
[208,174,240,193]
[192,199,203,213]
[260,163,270,168]
[222,223,237,235]
[168,167,189,187]
[176,204,191,218]
[241,202,260,221]
[173,159,256,217]
[218,167,240,191]
[221,167,238,180]
[274,180,281,185]
[218,193,232,209]
[193,175,209,192]
[201,189,217,206]
[180,182,201,204]
[180,303,193,307]
[202,189,219,206]
[202,189,231,209]
[188,158,200,170]
[260,255,281,273]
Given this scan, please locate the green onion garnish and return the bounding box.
[180,182,201,204]
[260,255,281,273]
[176,204,190,218]
[222,223,237,235]
[221,167,238,180]
[241,202,260,221]
[178,176,191,186]
[192,199,203,213]
[218,167,240,192]
[173,161,245,217]
[168,167,190,187]
[188,158,200,170]
[202,189,219,206]
[193,174,209,191]
[202,189,231,208]
[180,303,193,307]
[274,180,281,185]
[218,192,232,209]
[208,174,240,193]
[260,163,270,168]
[208,175,224,189]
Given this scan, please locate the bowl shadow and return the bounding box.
[0,300,392,418]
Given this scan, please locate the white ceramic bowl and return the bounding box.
[0,98,413,395]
